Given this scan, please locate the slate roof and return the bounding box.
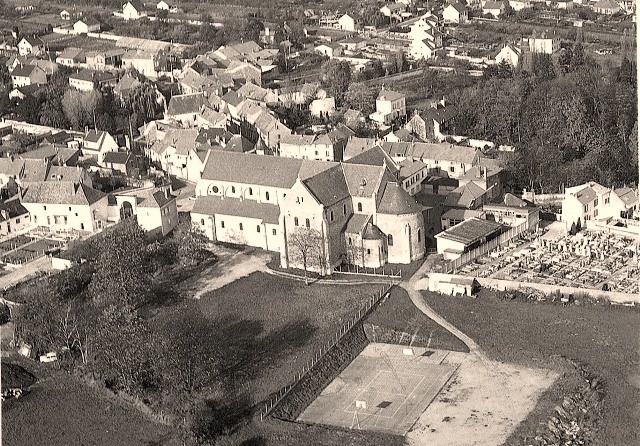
[303,164,351,207]
[377,181,424,214]
[436,217,503,245]
[447,2,467,13]
[444,182,487,208]
[343,137,379,160]
[22,181,106,205]
[344,146,399,176]
[0,197,28,221]
[614,187,639,207]
[76,16,100,26]
[377,89,404,102]
[102,151,132,165]
[574,186,597,205]
[46,166,86,183]
[419,104,458,124]
[11,64,40,77]
[192,195,280,224]
[345,213,370,234]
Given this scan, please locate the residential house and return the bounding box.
[165,93,208,127]
[483,193,541,230]
[444,182,488,209]
[344,109,365,130]
[593,0,622,13]
[83,130,120,162]
[405,99,457,141]
[338,13,363,32]
[315,42,344,58]
[441,208,484,230]
[113,73,142,98]
[509,0,533,10]
[618,0,635,13]
[45,165,92,186]
[149,128,200,179]
[85,49,124,70]
[561,182,638,231]
[10,64,47,88]
[19,145,81,166]
[18,36,44,56]
[122,0,147,20]
[527,34,560,54]
[56,47,86,67]
[112,188,177,236]
[435,217,504,260]
[0,198,30,236]
[279,134,340,162]
[495,43,522,66]
[457,165,503,201]
[380,2,407,20]
[100,151,136,175]
[69,69,117,91]
[443,2,469,23]
[309,97,336,118]
[157,1,171,10]
[338,36,367,52]
[9,84,46,101]
[483,1,506,17]
[369,89,406,126]
[21,181,109,232]
[555,0,574,9]
[73,17,101,34]
[197,107,227,129]
[121,49,164,79]
[225,60,262,85]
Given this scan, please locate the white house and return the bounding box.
[73,17,101,34]
[315,42,343,58]
[527,35,560,54]
[83,130,119,162]
[122,0,147,20]
[17,36,44,56]
[482,1,506,17]
[113,188,178,236]
[443,2,468,23]
[509,0,532,10]
[338,13,362,32]
[11,64,47,88]
[561,182,638,231]
[495,43,522,66]
[157,0,170,10]
[369,89,406,126]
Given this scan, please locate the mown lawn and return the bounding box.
[422,290,640,446]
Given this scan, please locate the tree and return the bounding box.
[242,19,264,43]
[173,216,210,267]
[15,95,41,124]
[320,60,352,106]
[0,63,10,88]
[343,83,377,116]
[62,89,100,130]
[497,60,513,79]
[287,227,325,285]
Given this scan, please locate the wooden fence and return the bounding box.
[333,263,402,279]
[444,221,529,273]
[258,282,394,421]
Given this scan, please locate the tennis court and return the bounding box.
[298,343,459,435]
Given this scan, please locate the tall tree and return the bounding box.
[343,83,377,116]
[320,60,352,106]
[287,227,325,285]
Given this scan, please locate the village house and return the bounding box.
[56,47,86,67]
[441,208,484,230]
[443,2,469,23]
[21,181,109,232]
[338,13,363,32]
[279,134,340,162]
[10,64,47,88]
[121,49,164,79]
[85,49,124,70]
[19,145,82,167]
[83,130,120,162]
[483,193,541,230]
[0,198,30,236]
[121,0,147,20]
[73,17,101,34]
[18,36,45,56]
[405,99,457,141]
[369,89,406,127]
[380,2,407,20]
[165,93,208,127]
[495,43,522,66]
[592,0,622,14]
[315,42,344,58]
[69,69,117,91]
[509,0,533,10]
[482,1,507,17]
[527,34,560,54]
[99,151,136,176]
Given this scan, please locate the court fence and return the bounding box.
[258,282,395,421]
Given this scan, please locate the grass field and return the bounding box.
[2,363,172,446]
[422,289,640,446]
[151,271,384,407]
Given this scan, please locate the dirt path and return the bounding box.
[183,247,272,299]
[400,258,485,358]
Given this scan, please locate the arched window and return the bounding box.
[221,221,225,228]
[305,218,310,228]
[266,191,270,200]
[417,228,421,242]
[231,186,236,193]
[256,225,260,232]
[249,187,253,196]
[294,217,299,226]
[239,222,243,230]
[343,204,347,215]
[348,237,352,245]
[357,202,362,212]
[388,234,394,246]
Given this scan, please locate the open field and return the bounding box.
[422,290,640,445]
[2,361,173,446]
[151,271,384,407]
[299,343,458,435]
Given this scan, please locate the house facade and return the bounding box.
[369,89,406,126]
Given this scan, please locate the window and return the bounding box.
[417,228,421,242]
[33,216,37,224]
[343,204,347,215]
[357,202,362,212]
[329,211,334,222]
[605,197,609,204]
[44,206,47,210]
[305,218,310,228]
[212,185,219,193]
[315,150,318,156]
[80,223,84,230]
[594,199,598,207]
[239,222,243,230]
[265,191,270,200]
[367,249,371,255]
[75,213,78,216]
[200,219,205,225]
[583,204,588,212]
[249,187,253,196]
[348,237,352,245]
[231,186,236,193]
[47,216,51,225]
[449,166,455,173]
[69,207,72,211]
[256,225,261,232]
[221,221,225,228]
[388,234,394,246]
[294,217,299,226]
[272,229,277,236]
[594,209,598,217]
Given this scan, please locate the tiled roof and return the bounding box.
[377,89,404,102]
[398,158,427,179]
[11,64,39,77]
[614,187,639,207]
[574,187,596,205]
[161,128,199,155]
[84,129,106,143]
[419,104,458,124]
[342,163,388,199]
[377,181,423,214]
[382,141,479,165]
[46,166,86,183]
[167,93,207,116]
[503,193,528,208]
[345,213,370,234]
[441,208,483,221]
[201,151,303,188]
[0,197,28,221]
[483,1,505,9]
[19,145,80,165]
[192,195,280,224]
[436,217,503,245]
[69,69,116,83]
[102,151,132,165]
[114,74,141,95]
[22,181,106,205]
[343,137,379,160]
[344,146,398,176]
[225,135,254,153]
[444,182,486,208]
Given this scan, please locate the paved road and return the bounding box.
[399,257,485,359]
